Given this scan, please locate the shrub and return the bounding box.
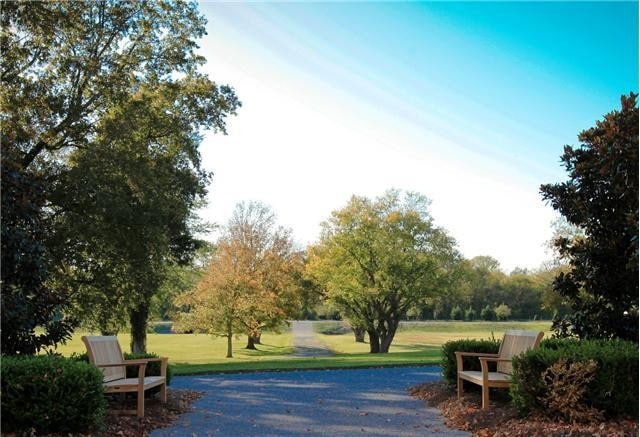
[495,304,511,321]
[1,355,106,433]
[441,337,501,385]
[450,305,464,321]
[480,305,496,321]
[540,358,604,423]
[464,307,476,321]
[510,338,638,418]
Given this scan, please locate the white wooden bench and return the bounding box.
[455,330,544,409]
[82,335,168,417]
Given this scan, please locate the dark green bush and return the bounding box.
[464,307,476,321]
[1,355,106,433]
[72,351,172,387]
[510,338,638,417]
[441,337,501,385]
[450,305,464,320]
[480,305,496,321]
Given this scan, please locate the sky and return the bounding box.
[194,1,638,273]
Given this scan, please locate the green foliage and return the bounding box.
[1,147,77,355]
[441,338,501,385]
[1,355,106,433]
[495,304,511,321]
[480,305,496,321]
[510,338,638,417]
[450,305,464,320]
[540,93,639,341]
[307,190,460,353]
[464,307,476,321]
[2,1,240,354]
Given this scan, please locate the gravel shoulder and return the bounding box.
[151,366,468,436]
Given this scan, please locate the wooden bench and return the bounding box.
[82,335,168,417]
[455,330,543,409]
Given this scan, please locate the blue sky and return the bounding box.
[195,1,638,272]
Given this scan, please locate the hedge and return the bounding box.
[441,337,500,385]
[510,338,638,417]
[1,355,106,433]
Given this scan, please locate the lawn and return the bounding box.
[54,320,551,375]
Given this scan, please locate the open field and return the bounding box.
[53,320,551,374]
[315,320,553,354]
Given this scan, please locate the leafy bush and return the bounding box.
[1,355,106,433]
[464,307,476,321]
[450,305,464,321]
[480,305,496,321]
[441,337,501,385]
[73,351,172,387]
[510,339,638,417]
[495,304,511,321]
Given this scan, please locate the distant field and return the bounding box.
[314,320,552,354]
[53,320,551,375]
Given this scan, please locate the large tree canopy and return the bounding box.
[307,190,460,353]
[540,92,638,341]
[1,0,238,168]
[1,1,240,354]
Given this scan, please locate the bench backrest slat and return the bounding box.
[82,335,126,382]
[497,330,544,374]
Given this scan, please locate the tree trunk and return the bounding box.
[226,320,233,358]
[368,330,381,353]
[245,335,257,350]
[353,327,365,343]
[129,303,149,354]
[379,320,399,353]
[251,330,261,344]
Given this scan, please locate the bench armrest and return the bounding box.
[123,357,168,377]
[455,351,500,372]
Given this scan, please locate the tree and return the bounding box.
[174,202,303,357]
[307,190,460,353]
[0,147,76,354]
[48,81,236,352]
[2,1,239,168]
[540,93,638,341]
[2,2,240,353]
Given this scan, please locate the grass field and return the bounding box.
[54,320,551,375]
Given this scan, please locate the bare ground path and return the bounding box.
[291,320,335,357]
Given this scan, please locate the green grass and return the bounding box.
[53,320,551,375]
[315,320,552,354]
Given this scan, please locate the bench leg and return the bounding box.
[160,382,167,403]
[481,385,489,409]
[137,387,145,417]
[457,375,463,399]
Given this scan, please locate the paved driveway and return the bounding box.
[151,366,467,436]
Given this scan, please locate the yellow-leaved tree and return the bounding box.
[174,201,302,357]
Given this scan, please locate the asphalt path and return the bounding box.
[151,366,468,436]
[291,320,335,357]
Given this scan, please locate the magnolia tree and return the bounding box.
[307,190,460,353]
[174,202,303,358]
[540,93,638,340]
